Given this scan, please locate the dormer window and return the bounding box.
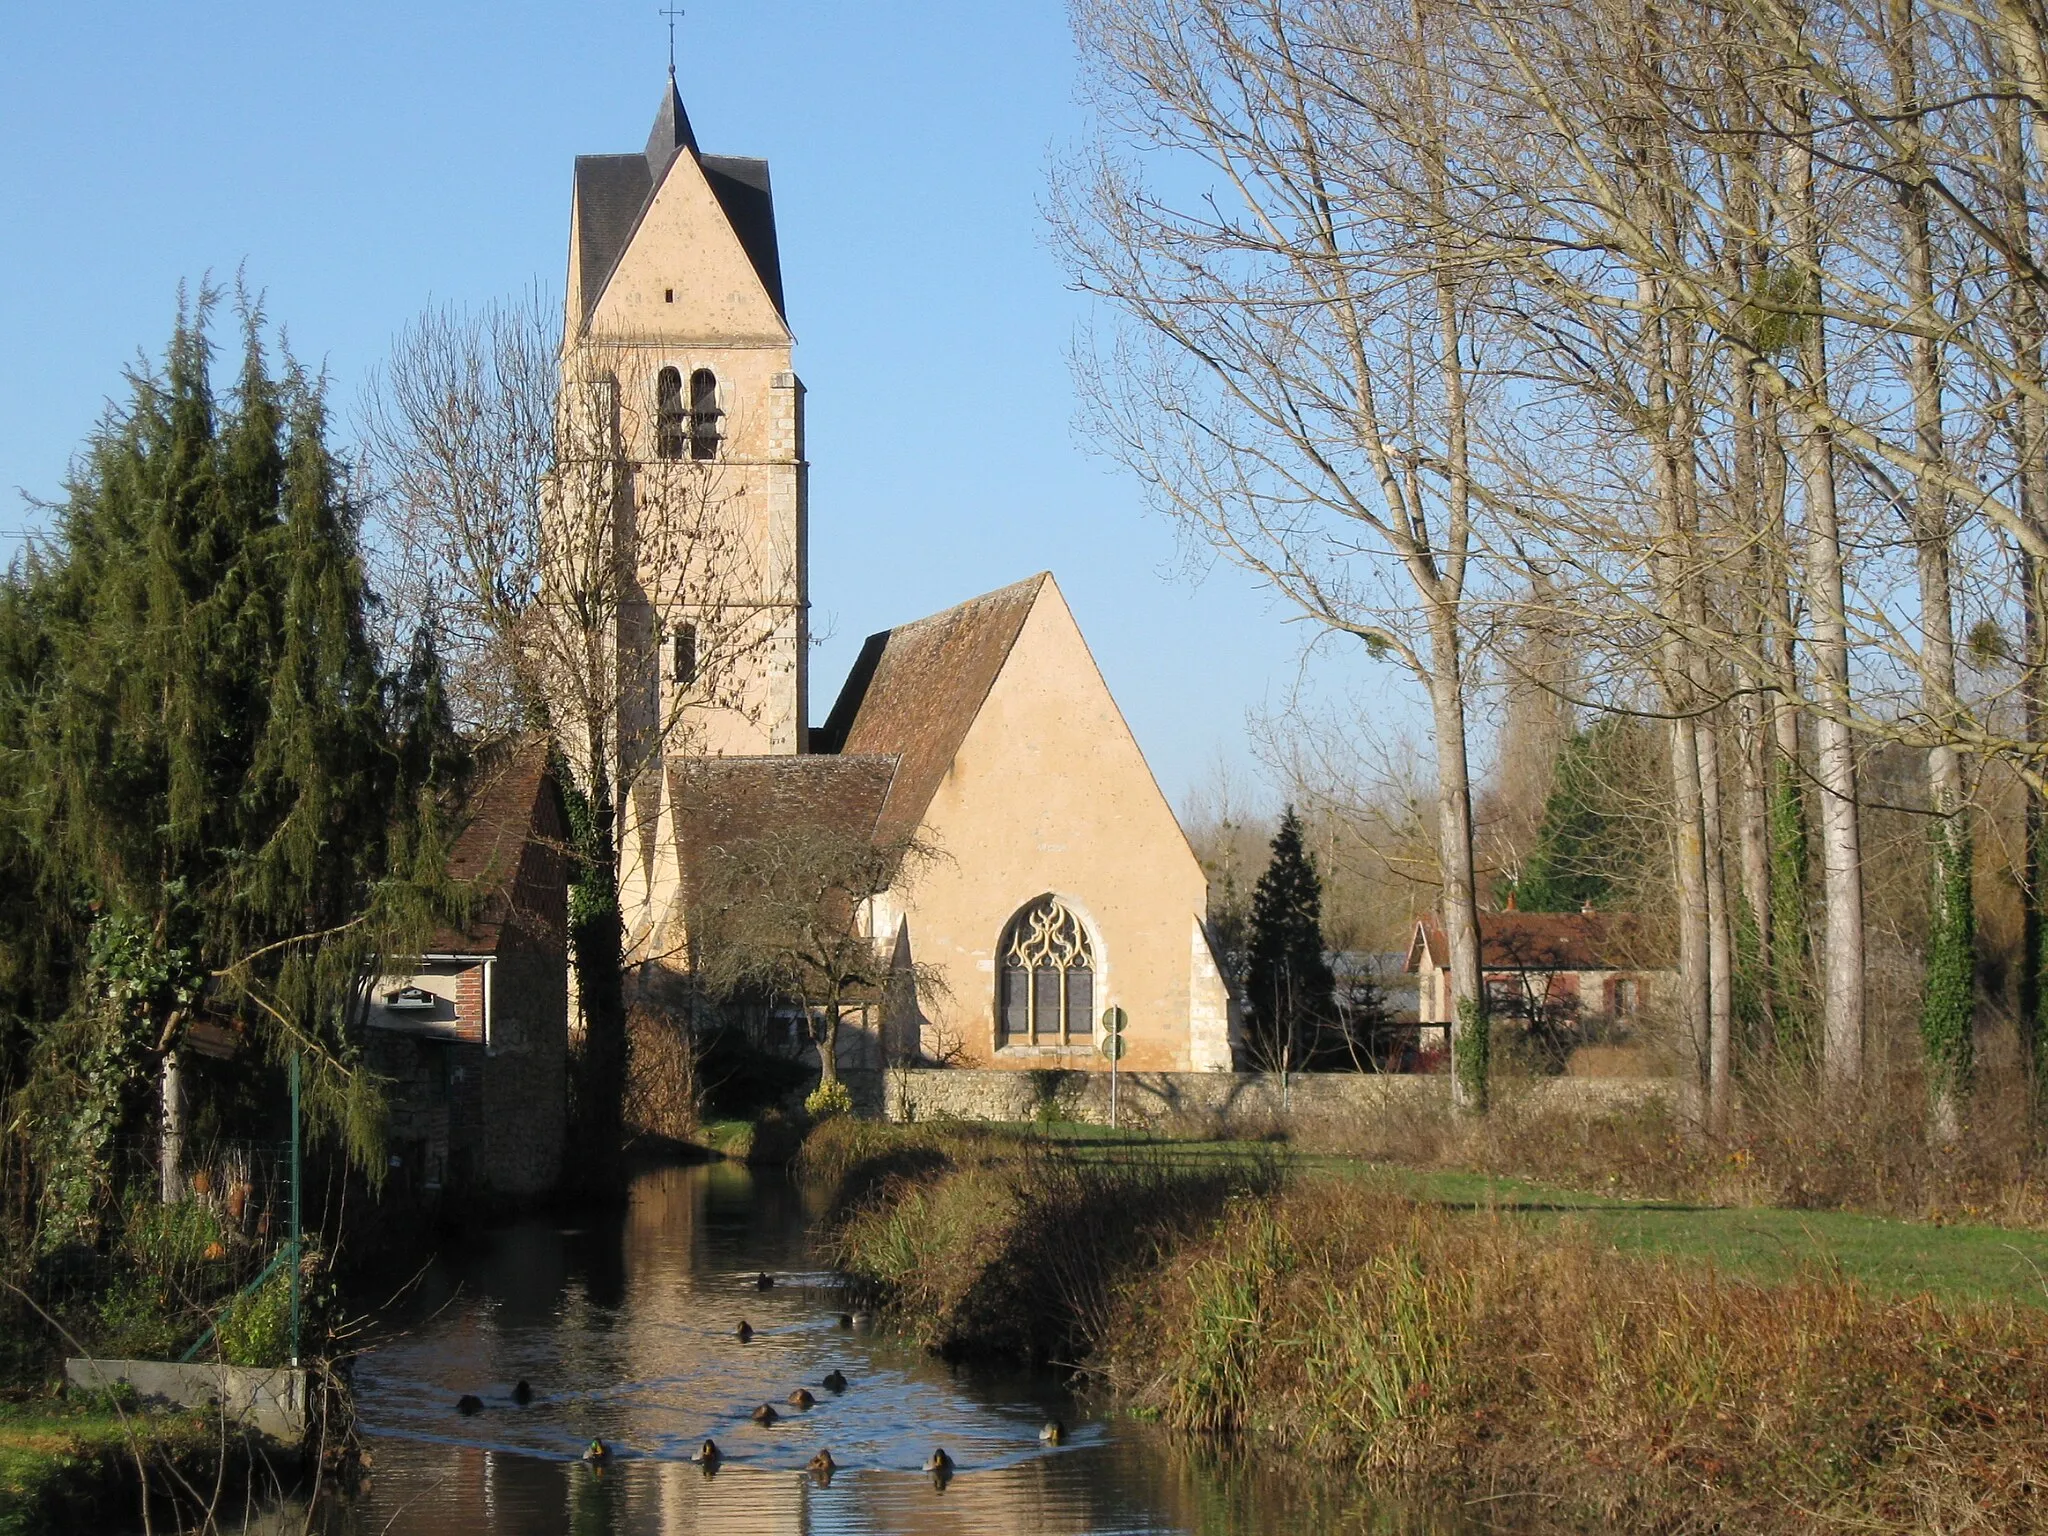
[689,368,721,460]
[655,367,686,460]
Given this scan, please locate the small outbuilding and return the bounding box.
[362,740,569,1196]
[1405,905,1674,1072]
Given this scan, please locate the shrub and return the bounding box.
[804,1079,855,1120]
[214,1262,293,1368]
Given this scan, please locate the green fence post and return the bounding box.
[289,1051,302,1368]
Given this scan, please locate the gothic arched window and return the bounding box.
[655,367,686,461]
[998,896,1095,1047]
[689,367,721,460]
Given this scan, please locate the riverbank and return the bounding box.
[0,1393,291,1536]
[813,1119,2048,1534]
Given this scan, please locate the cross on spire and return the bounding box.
[660,5,685,74]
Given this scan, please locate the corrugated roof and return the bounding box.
[1408,911,1670,972]
[573,80,785,329]
[815,574,1047,846]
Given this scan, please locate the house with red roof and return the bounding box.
[1404,902,1675,1071]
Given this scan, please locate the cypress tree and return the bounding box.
[11,299,458,1216]
[1244,807,1335,1071]
[1519,724,1636,913]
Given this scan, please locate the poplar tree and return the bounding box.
[1243,807,1335,1073]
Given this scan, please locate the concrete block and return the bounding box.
[66,1357,309,1443]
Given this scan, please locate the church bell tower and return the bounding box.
[562,70,808,762]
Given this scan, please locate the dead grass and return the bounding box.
[1296,1061,2048,1227]
[1098,1176,2048,1534]
[810,1120,1280,1363]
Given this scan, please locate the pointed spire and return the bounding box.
[646,68,698,183]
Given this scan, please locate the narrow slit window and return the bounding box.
[671,623,697,686]
[655,367,685,461]
[689,367,721,460]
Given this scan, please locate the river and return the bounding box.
[319,1160,1482,1535]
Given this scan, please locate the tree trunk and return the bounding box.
[1895,0,1973,1137]
[820,1004,841,1087]
[159,1047,186,1204]
[1426,626,1486,1112]
[1789,130,1866,1098]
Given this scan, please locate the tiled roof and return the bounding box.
[814,574,1046,845]
[1408,911,1670,973]
[573,80,785,328]
[433,736,563,955]
[670,754,899,882]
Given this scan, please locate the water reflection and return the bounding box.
[322,1162,1481,1536]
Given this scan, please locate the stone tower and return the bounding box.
[562,71,808,763]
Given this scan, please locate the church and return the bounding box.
[563,72,1235,1075]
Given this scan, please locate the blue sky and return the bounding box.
[0,1,1393,811]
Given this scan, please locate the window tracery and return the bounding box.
[998,896,1095,1047]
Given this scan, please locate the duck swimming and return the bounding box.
[455,1394,483,1415]
[787,1388,816,1410]
[756,1271,774,1290]
[692,1438,721,1466]
[583,1438,610,1463]
[735,1320,754,1341]
[1039,1420,1066,1445]
[822,1369,848,1392]
[836,1312,853,1329]
[924,1447,954,1475]
[751,1403,780,1426]
[511,1380,533,1406]
[807,1448,837,1483]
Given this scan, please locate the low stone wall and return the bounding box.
[881,1067,1680,1130]
[66,1357,309,1442]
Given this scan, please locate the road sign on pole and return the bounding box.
[1101,1007,1128,1127]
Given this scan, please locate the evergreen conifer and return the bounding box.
[1243,807,1335,1070]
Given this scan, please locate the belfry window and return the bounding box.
[998,896,1095,1047]
[689,368,721,460]
[655,367,686,460]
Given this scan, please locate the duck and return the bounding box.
[1039,1419,1066,1445]
[807,1448,837,1483]
[924,1447,954,1475]
[836,1312,854,1329]
[691,1438,721,1467]
[583,1438,611,1463]
[735,1320,754,1342]
[756,1271,775,1290]
[455,1394,483,1415]
[511,1380,533,1406]
[787,1387,816,1410]
[851,1310,875,1330]
[751,1403,780,1426]
[822,1369,848,1393]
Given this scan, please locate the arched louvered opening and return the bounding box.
[689,367,721,460]
[997,895,1095,1047]
[655,366,686,460]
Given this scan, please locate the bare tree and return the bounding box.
[1055,0,1507,1108]
[686,818,944,1091]
[356,289,776,1175]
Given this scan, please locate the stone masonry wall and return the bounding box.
[876,1067,1680,1130]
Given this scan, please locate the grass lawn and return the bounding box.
[1006,1121,2048,1308]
